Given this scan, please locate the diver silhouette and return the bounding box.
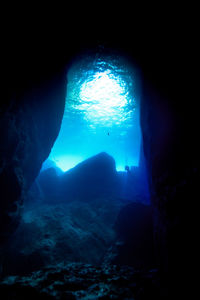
[125,165,131,174]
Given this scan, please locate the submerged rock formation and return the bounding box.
[30,153,148,205]
[1,153,154,277]
[3,197,124,276]
[0,153,123,276]
[42,152,118,203]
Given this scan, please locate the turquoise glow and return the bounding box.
[52,155,84,172]
[78,70,132,126]
[48,54,141,172]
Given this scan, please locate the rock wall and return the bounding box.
[0,63,66,244]
[109,202,154,270]
[140,65,199,297]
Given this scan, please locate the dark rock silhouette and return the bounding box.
[29,152,119,205]
[112,203,154,269]
[59,152,118,202]
[0,72,66,245]
[141,79,199,297]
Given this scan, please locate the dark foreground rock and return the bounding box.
[1,153,154,277]
[0,263,160,300]
[2,198,124,276]
[0,69,66,245]
[115,203,154,268]
[2,201,156,278]
[104,203,155,270]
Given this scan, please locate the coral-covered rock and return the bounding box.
[0,263,159,300]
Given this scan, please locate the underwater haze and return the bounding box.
[49,54,141,172]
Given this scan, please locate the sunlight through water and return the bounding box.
[78,70,132,126]
[49,54,141,172]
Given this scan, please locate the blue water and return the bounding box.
[48,54,141,172]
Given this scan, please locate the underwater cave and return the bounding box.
[48,52,141,172]
[0,29,198,299]
[0,47,154,298]
[41,51,150,201]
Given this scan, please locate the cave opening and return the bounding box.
[40,50,150,202]
[47,52,142,173]
[1,22,196,298]
[1,48,154,284]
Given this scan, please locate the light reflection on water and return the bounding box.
[78,70,133,126]
[65,57,136,130]
[49,55,141,172]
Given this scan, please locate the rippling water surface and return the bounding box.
[49,54,141,171]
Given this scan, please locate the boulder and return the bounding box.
[37,152,119,203]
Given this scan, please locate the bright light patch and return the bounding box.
[78,70,128,125]
[51,155,84,172]
[66,59,135,128]
[48,54,141,173]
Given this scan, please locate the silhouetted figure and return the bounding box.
[125,165,130,173]
[107,132,110,136]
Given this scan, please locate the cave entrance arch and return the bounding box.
[2,48,152,278]
[48,51,144,178]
